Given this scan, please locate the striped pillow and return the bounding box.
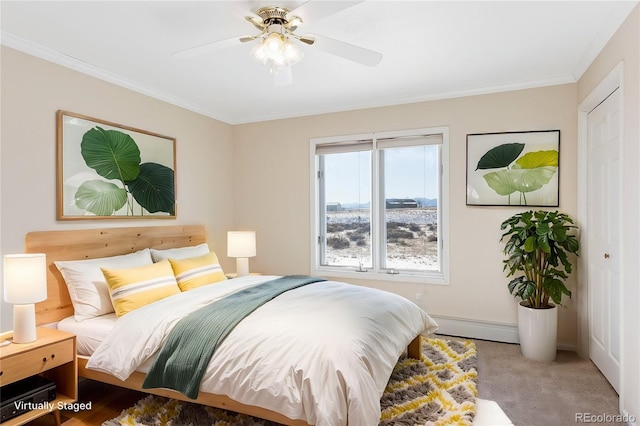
[102,260,180,317]
[169,252,227,291]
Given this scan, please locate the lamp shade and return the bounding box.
[3,253,47,304]
[227,231,256,258]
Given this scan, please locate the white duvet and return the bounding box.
[87,275,438,425]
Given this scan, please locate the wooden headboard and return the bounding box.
[25,225,206,325]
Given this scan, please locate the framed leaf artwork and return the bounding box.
[466,130,560,206]
[57,110,177,219]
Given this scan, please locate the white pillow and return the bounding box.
[150,243,209,262]
[55,248,153,321]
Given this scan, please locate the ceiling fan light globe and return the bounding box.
[265,33,284,52]
[250,44,268,64]
[270,51,287,67]
[284,41,302,64]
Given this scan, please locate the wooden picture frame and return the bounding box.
[466,130,560,206]
[57,110,176,219]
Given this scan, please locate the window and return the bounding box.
[310,127,449,284]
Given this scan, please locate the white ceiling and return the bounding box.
[1,1,637,124]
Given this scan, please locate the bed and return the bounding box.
[27,225,438,426]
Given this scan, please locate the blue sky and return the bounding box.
[325,146,439,204]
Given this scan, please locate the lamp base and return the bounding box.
[12,304,37,343]
[235,258,250,277]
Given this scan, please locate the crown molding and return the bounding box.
[571,1,638,80]
[230,74,576,124]
[0,32,234,124]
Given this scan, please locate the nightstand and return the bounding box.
[0,327,77,426]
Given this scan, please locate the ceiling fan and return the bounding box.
[172,1,383,86]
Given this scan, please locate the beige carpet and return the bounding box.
[103,337,477,426]
[470,338,619,426]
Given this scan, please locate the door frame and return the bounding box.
[577,61,624,374]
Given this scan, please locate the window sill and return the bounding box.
[311,267,448,285]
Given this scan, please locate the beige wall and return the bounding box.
[0,47,235,331]
[577,4,639,422]
[232,83,579,347]
[0,45,584,349]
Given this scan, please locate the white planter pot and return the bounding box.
[517,301,558,362]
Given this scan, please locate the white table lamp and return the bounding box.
[227,231,256,277]
[3,253,47,343]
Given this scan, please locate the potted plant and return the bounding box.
[500,210,579,361]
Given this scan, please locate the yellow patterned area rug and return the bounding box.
[103,337,477,426]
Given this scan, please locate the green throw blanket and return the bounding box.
[142,275,326,398]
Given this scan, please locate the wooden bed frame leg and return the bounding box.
[407,335,422,359]
[52,409,61,426]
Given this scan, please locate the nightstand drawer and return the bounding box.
[0,339,74,385]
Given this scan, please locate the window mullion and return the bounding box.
[371,138,382,273]
[436,147,443,272]
[317,156,327,267]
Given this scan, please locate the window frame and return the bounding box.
[309,127,450,285]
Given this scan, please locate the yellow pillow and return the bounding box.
[102,260,180,317]
[169,252,227,291]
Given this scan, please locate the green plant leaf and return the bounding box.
[508,277,536,300]
[81,127,141,181]
[536,222,550,235]
[537,234,551,253]
[508,276,525,294]
[544,278,571,305]
[523,235,537,252]
[500,214,522,230]
[476,143,525,170]
[548,268,568,280]
[74,180,128,216]
[563,237,580,253]
[504,252,524,275]
[521,211,534,226]
[517,227,529,241]
[126,163,175,215]
[550,224,568,242]
[483,166,557,197]
[482,170,518,196]
[515,150,558,169]
[519,280,537,300]
[503,236,521,255]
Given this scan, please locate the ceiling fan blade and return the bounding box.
[312,35,382,67]
[172,36,245,59]
[239,33,263,43]
[245,15,265,31]
[299,34,315,45]
[289,1,363,27]
[289,33,315,45]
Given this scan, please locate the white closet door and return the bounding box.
[587,88,621,393]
